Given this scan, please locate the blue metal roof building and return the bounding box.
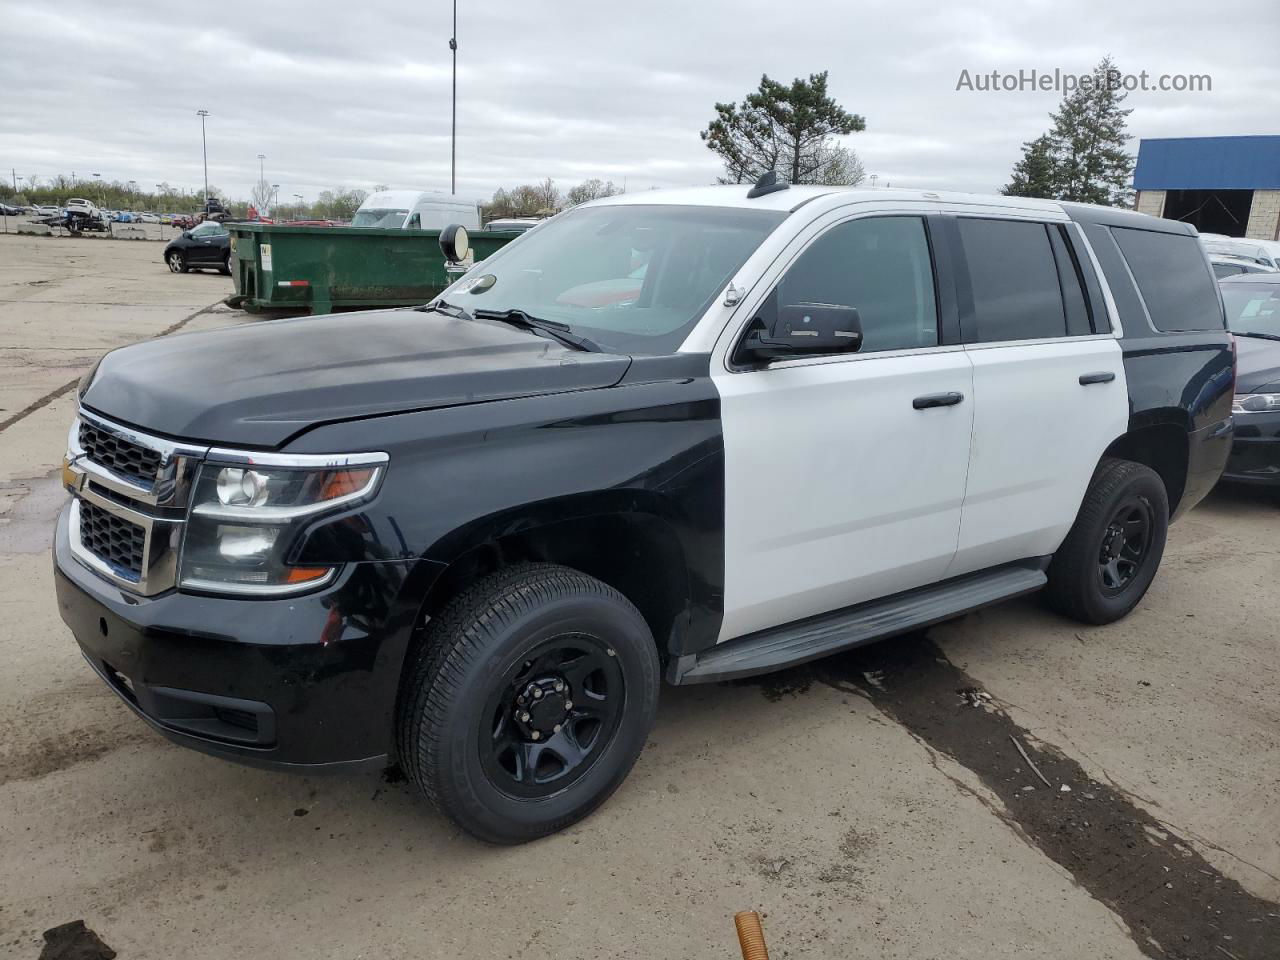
[1133,136,1280,240]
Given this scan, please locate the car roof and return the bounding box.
[588,183,1074,214]
[1220,271,1280,284]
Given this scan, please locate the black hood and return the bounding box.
[1235,335,1280,394]
[82,309,632,447]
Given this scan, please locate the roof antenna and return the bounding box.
[747,170,790,199]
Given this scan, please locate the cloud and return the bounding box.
[2,0,1277,202]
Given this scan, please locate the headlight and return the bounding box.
[179,451,388,596]
[1232,392,1280,413]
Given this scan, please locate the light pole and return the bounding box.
[294,193,303,217]
[196,109,210,206]
[272,184,280,217]
[449,0,457,194]
[92,173,103,207]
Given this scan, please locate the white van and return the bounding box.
[351,191,482,230]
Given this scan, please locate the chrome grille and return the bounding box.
[66,411,209,596]
[79,420,162,486]
[79,500,146,577]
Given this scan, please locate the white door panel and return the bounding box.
[716,349,975,642]
[948,337,1128,577]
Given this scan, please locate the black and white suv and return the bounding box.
[55,181,1233,843]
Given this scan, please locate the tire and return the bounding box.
[166,250,187,274]
[1045,457,1169,625]
[397,563,660,844]
[219,253,231,276]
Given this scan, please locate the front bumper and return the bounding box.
[1223,411,1280,486]
[54,502,430,771]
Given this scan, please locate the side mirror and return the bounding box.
[439,223,470,264]
[740,302,863,363]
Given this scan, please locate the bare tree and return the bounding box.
[250,179,274,214]
[565,178,620,206]
[810,144,866,186]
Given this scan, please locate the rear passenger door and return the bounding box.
[945,215,1129,578]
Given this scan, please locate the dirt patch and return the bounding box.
[742,634,1280,960]
[1,724,145,786]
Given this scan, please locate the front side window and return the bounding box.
[769,216,939,353]
[190,221,226,238]
[352,208,409,228]
[959,218,1068,343]
[1111,227,1224,332]
[446,204,786,355]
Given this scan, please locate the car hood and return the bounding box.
[1235,335,1280,393]
[81,309,632,447]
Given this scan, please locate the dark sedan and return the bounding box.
[163,220,231,274]
[1220,273,1280,486]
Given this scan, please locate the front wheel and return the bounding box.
[219,252,232,276]
[397,564,660,844]
[166,250,187,273]
[1045,458,1169,624]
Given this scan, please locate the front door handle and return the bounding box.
[913,392,965,410]
[1079,371,1116,385]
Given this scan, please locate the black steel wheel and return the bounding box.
[1097,496,1154,596]
[398,563,659,844]
[1046,458,1169,624]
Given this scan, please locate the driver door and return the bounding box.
[712,213,975,642]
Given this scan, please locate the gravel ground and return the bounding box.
[0,233,1276,959]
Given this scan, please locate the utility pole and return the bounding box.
[197,109,210,206]
[449,0,457,195]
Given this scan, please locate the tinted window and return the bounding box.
[1213,261,1246,279]
[1048,226,1092,336]
[1111,227,1224,331]
[774,216,938,353]
[1082,221,1148,334]
[958,218,1067,342]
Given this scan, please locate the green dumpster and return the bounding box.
[226,223,520,315]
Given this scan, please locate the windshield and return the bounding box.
[352,207,409,228]
[1221,282,1280,336]
[442,204,786,354]
[190,221,226,237]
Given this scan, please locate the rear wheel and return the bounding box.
[1045,458,1169,624]
[166,250,187,273]
[397,563,660,844]
[219,252,232,276]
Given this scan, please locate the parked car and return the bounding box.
[0,202,24,217]
[162,219,231,274]
[482,217,542,234]
[1210,255,1275,279]
[351,190,483,230]
[32,204,62,217]
[55,182,1232,844]
[1219,272,1280,486]
[1200,234,1280,270]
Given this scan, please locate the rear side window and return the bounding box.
[958,218,1066,342]
[1110,227,1224,332]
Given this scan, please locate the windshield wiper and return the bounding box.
[472,308,600,352]
[1234,331,1280,342]
[416,298,473,321]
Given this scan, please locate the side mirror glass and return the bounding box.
[740,302,864,363]
[439,223,470,264]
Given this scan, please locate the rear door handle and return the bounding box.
[1079,371,1116,385]
[913,392,965,410]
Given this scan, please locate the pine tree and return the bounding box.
[701,72,866,185]
[1000,56,1135,207]
[1048,56,1134,205]
[1002,135,1059,198]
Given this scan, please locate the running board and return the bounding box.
[670,562,1048,685]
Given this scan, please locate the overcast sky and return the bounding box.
[3,0,1278,204]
